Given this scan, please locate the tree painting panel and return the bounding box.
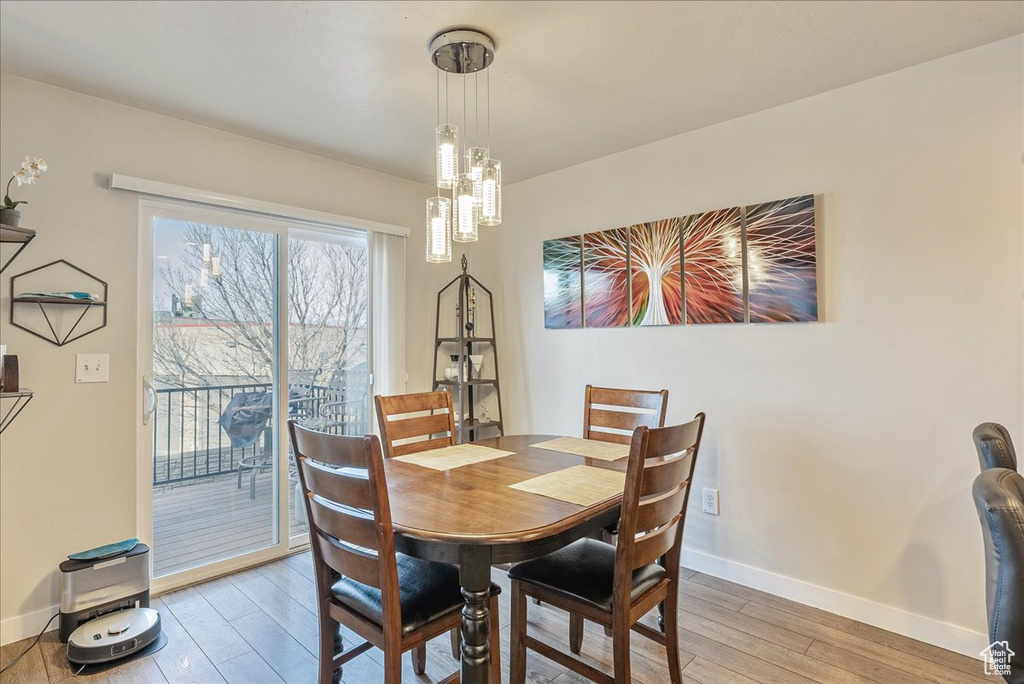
[681,207,745,324]
[630,218,682,326]
[543,235,583,329]
[583,228,630,328]
[745,194,818,323]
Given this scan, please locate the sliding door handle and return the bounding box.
[143,375,157,425]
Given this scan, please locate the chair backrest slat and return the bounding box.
[589,386,667,410]
[615,413,706,590]
[639,452,694,498]
[292,424,371,469]
[632,517,681,568]
[315,532,384,588]
[307,497,379,551]
[300,458,375,511]
[584,385,668,445]
[389,435,453,458]
[375,391,456,458]
[288,420,402,629]
[635,483,688,532]
[384,412,453,442]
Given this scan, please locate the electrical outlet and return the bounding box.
[76,354,109,383]
[702,487,720,515]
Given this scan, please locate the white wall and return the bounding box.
[0,73,433,643]
[405,229,502,394]
[476,36,1023,655]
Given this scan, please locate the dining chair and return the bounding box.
[973,467,1024,683]
[584,384,669,556]
[288,420,500,684]
[509,413,706,684]
[584,384,669,444]
[374,390,457,458]
[373,389,476,657]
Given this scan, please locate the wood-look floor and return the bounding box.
[0,552,987,684]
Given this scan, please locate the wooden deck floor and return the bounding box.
[1,553,988,684]
[153,473,304,577]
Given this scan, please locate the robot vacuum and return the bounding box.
[67,607,161,666]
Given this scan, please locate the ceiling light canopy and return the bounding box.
[426,28,502,264]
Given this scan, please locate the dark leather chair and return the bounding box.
[509,414,706,684]
[974,422,1017,471]
[288,420,500,684]
[973,467,1024,684]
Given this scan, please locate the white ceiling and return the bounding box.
[1,1,1020,184]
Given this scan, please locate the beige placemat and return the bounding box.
[509,465,626,506]
[531,436,630,462]
[393,443,516,471]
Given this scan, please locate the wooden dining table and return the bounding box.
[383,434,629,684]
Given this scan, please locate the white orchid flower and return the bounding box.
[31,158,47,173]
[13,167,31,186]
[24,157,45,179]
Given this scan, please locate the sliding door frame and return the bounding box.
[136,196,372,594]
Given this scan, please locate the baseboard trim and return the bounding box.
[2,550,988,658]
[680,547,986,659]
[1,604,59,647]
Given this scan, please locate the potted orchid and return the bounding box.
[2,157,48,227]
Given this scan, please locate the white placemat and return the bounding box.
[509,465,626,506]
[531,436,630,462]
[393,443,516,471]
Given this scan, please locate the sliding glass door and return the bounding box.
[149,212,281,578]
[141,201,370,586]
[285,228,370,541]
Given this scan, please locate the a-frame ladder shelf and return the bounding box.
[432,255,505,444]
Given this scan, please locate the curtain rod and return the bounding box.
[109,173,410,238]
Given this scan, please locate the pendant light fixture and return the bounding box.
[425,28,502,263]
[425,196,452,263]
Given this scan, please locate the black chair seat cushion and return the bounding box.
[331,554,501,636]
[508,538,666,612]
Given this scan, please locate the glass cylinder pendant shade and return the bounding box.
[436,125,459,189]
[425,196,452,263]
[465,147,488,207]
[479,158,502,226]
[453,174,478,243]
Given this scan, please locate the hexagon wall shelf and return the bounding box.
[10,259,108,346]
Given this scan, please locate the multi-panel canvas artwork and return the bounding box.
[682,207,745,324]
[542,234,583,329]
[630,219,682,326]
[745,195,817,323]
[542,194,817,328]
[583,228,630,328]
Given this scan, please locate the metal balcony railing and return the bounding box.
[152,381,368,486]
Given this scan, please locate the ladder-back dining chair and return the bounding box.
[374,390,456,458]
[288,420,500,684]
[509,413,706,684]
[584,385,669,445]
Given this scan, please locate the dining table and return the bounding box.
[383,433,629,684]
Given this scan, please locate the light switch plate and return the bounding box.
[76,354,109,383]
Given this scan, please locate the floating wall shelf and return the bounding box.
[10,259,109,346]
[0,223,37,274]
[0,389,34,434]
